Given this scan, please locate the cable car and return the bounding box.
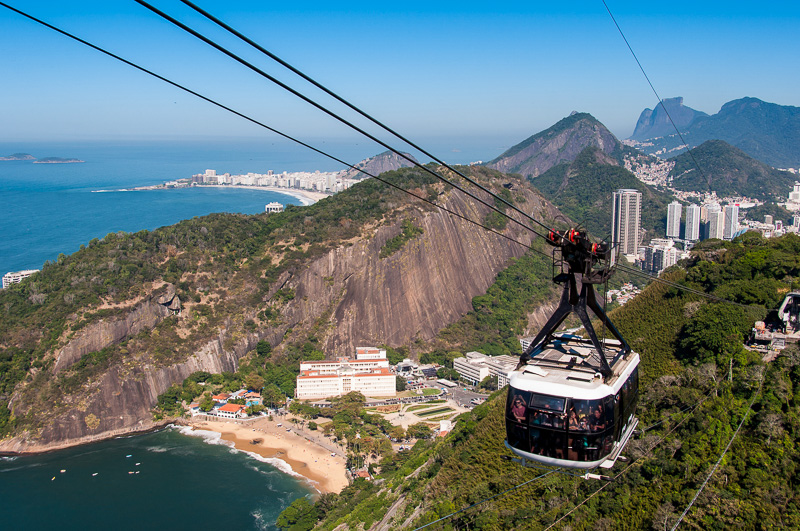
[505,228,640,470]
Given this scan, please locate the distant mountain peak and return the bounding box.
[341,150,418,180]
[485,113,621,179]
[630,97,707,141]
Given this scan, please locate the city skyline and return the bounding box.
[2,1,799,159]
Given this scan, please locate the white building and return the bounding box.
[265,202,284,213]
[644,239,681,275]
[612,189,642,262]
[685,204,701,241]
[788,182,800,209]
[2,270,39,289]
[708,210,725,240]
[723,205,740,240]
[666,201,682,239]
[453,351,517,387]
[295,348,395,400]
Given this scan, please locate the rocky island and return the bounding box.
[0,153,36,161]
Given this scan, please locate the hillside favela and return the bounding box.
[2,3,800,531]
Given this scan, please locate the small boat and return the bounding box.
[92,473,98,476]
[135,462,140,466]
[128,471,134,475]
[51,477,55,481]
[125,454,132,458]
[60,469,66,473]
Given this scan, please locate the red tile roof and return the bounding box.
[218,403,246,413]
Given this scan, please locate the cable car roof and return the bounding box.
[511,334,639,400]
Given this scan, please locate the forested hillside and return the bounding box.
[668,140,797,201]
[282,232,800,530]
[532,146,674,240]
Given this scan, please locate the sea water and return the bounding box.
[0,427,312,530]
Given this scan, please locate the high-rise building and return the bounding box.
[612,189,642,261]
[708,210,725,240]
[723,205,739,240]
[685,204,701,241]
[666,201,682,239]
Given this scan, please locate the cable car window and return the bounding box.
[529,393,565,412]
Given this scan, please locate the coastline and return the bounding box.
[198,184,329,206]
[183,416,349,494]
[92,184,330,206]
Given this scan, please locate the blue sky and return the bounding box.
[2,1,799,155]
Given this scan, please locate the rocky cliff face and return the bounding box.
[630,97,707,141]
[485,113,621,179]
[0,173,558,452]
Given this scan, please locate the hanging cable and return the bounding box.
[670,378,763,531]
[178,0,555,237]
[133,0,553,244]
[600,0,711,189]
[0,2,547,259]
[411,468,558,531]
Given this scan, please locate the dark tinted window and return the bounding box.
[530,394,566,412]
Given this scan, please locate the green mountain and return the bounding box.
[485,112,632,179]
[532,146,674,240]
[668,140,798,201]
[291,232,800,530]
[630,97,800,168]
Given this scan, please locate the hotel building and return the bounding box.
[295,347,395,399]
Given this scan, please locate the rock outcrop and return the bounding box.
[485,113,621,179]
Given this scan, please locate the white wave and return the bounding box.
[175,425,313,487]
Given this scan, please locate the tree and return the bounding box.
[275,497,318,531]
[407,423,432,439]
[245,371,265,392]
[199,392,214,412]
[396,375,407,392]
[308,421,318,431]
[389,425,406,441]
[478,375,498,391]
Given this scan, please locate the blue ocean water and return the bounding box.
[0,427,312,531]
[0,137,498,274]
[0,138,368,274]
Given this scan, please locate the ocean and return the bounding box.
[0,426,312,531]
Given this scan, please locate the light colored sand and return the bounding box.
[199,184,329,205]
[187,417,348,494]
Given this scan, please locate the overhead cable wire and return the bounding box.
[178,0,555,238]
[0,2,543,260]
[613,263,755,308]
[411,468,558,531]
[670,378,763,531]
[600,0,711,189]
[133,0,552,243]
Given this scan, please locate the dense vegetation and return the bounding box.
[745,202,795,225]
[668,140,797,201]
[280,232,800,530]
[532,146,673,241]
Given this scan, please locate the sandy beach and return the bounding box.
[193,184,329,206]
[186,416,348,494]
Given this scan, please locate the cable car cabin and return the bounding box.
[505,334,639,470]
